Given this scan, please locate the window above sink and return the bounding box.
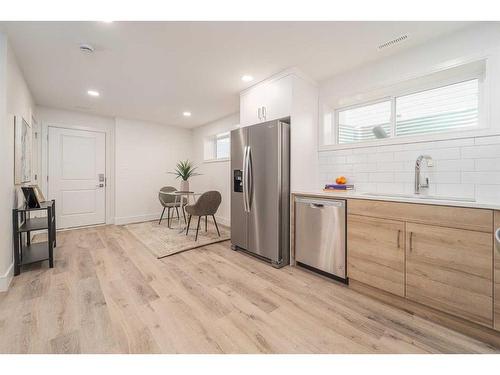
[321,59,488,149]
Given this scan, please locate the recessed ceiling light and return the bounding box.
[183,111,192,117]
[87,90,100,97]
[241,75,254,82]
[102,20,114,23]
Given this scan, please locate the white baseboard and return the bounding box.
[0,262,14,292]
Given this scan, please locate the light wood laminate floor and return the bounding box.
[0,224,498,354]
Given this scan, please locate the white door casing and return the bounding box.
[48,127,106,228]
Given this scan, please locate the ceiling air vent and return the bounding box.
[79,44,95,54]
[377,34,408,51]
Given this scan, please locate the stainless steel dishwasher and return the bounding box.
[295,196,347,282]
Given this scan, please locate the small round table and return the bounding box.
[160,191,201,232]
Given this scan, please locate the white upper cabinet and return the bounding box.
[240,73,293,127]
[239,68,319,192]
[240,82,267,127]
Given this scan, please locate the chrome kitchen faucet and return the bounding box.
[414,155,433,194]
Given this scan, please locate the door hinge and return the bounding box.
[34,132,38,139]
[47,175,49,182]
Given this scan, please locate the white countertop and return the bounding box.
[292,190,500,210]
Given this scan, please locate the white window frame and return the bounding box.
[320,59,491,151]
[203,131,231,163]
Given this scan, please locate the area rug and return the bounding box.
[123,219,230,258]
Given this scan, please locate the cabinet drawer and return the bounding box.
[347,215,405,297]
[348,199,493,233]
[406,222,493,327]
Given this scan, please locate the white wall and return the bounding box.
[191,113,239,226]
[36,106,116,224]
[114,117,192,224]
[318,23,500,203]
[0,38,35,291]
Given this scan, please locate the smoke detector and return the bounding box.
[377,34,409,51]
[79,44,95,54]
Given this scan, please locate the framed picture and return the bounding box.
[29,184,46,203]
[21,186,40,209]
[14,115,32,184]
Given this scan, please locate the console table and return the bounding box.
[12,200,56,276]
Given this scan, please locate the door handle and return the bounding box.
[409,232,413,252]
[262,106,266,120]
[397,230,401,249]
[258,107,261,120]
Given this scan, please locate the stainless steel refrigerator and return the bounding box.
[230,119,290,268]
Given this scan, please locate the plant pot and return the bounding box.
[180,180,189,192]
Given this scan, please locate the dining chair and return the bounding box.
[158,186,187,228]
[184,191,222,241]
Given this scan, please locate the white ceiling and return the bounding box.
[0,21,474,128]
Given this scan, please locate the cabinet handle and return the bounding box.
[409,231,413,252]
[258,107,261,120]
[397,230,401,249]
[262,106,266,120]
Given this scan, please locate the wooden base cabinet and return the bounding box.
[347,215,405,297]
[494,211,500,331]
[406,222,493,327]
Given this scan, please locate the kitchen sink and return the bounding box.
[361,192,476,202]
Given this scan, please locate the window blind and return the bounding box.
[338,100,392,144]
[395,79,479,137]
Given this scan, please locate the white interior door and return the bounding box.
[48,127,106,228]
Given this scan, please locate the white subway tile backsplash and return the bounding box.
[352,146,378,155]
[462,171,500,185]
[376,161,405,172]
[375,151,394,162]
[476,185,500,202]
[353,163,377,173]
[329,156,346,164]
[318,135,500,203]
[346,154,368,164]
[332,149,353,156]
[369,172,394,183]
[475,158,500,171]
[376,182,405,194]
[393,148,460,161]
[434,184,475,198]
[396,172,414,183]
[433,159,474,171]
[355,183,377,192]
[474,135,500,145]
[426,171,461,184]
[462,144,500,159]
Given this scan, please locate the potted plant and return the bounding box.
[169,160,200,192]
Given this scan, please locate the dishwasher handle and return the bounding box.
[310,203,324,208]
[295,197,345,208]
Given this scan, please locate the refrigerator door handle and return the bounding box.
[243,146,249,212]
[247,146,253,211]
